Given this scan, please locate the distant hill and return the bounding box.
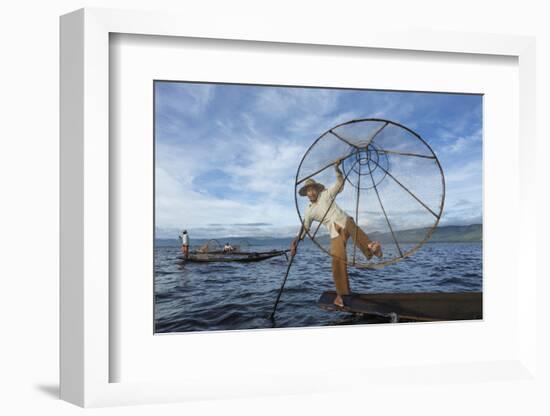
[370,224,482,244]
[156,224,482,247]
[155,235,294,248]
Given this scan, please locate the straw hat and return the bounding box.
[298,179,325,196]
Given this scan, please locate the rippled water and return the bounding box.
[154,241,482,333]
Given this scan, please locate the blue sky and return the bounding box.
[155,81,482,239]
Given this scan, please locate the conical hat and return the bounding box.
[298,178,325,196]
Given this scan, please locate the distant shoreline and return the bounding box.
[156,224,482,246]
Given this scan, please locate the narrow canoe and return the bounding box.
[183,250,288,263]
[318,291,482,322]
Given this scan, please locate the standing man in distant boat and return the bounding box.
[223,242,234,253]
[179,230,189,258]
[290,160,383,308]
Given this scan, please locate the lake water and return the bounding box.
[154,241,482,333]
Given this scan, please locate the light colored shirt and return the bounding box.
[179,233,189,245]
[299,172,349,240]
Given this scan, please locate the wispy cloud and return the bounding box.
[255,87,338,118]
[155,82,483,238]
[209,222,273,227]
[155,82,214,117]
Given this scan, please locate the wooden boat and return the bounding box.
[318,291,482,322]
[183,249,289,263]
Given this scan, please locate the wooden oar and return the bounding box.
[269,242,300,320]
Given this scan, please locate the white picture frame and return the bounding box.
[60,7,538,408]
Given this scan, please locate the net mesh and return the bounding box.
[295,119,445,268]
[196,239,222,253]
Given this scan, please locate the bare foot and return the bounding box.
[368,241,383,258]
[334,295,344,308]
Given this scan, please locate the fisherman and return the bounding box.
[290,160,383,308]
[223,242,234,253]
[179,230,189,258]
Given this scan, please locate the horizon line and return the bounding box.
[155,223,482,240]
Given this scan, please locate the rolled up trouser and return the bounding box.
[330,217,373,296]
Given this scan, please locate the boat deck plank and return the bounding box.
[318,291,482,322]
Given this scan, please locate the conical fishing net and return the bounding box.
[295,119,445,269]
[198,239,222,253]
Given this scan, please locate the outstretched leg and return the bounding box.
[346,217,383,259]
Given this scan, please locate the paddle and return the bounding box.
[269,239,300,320]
